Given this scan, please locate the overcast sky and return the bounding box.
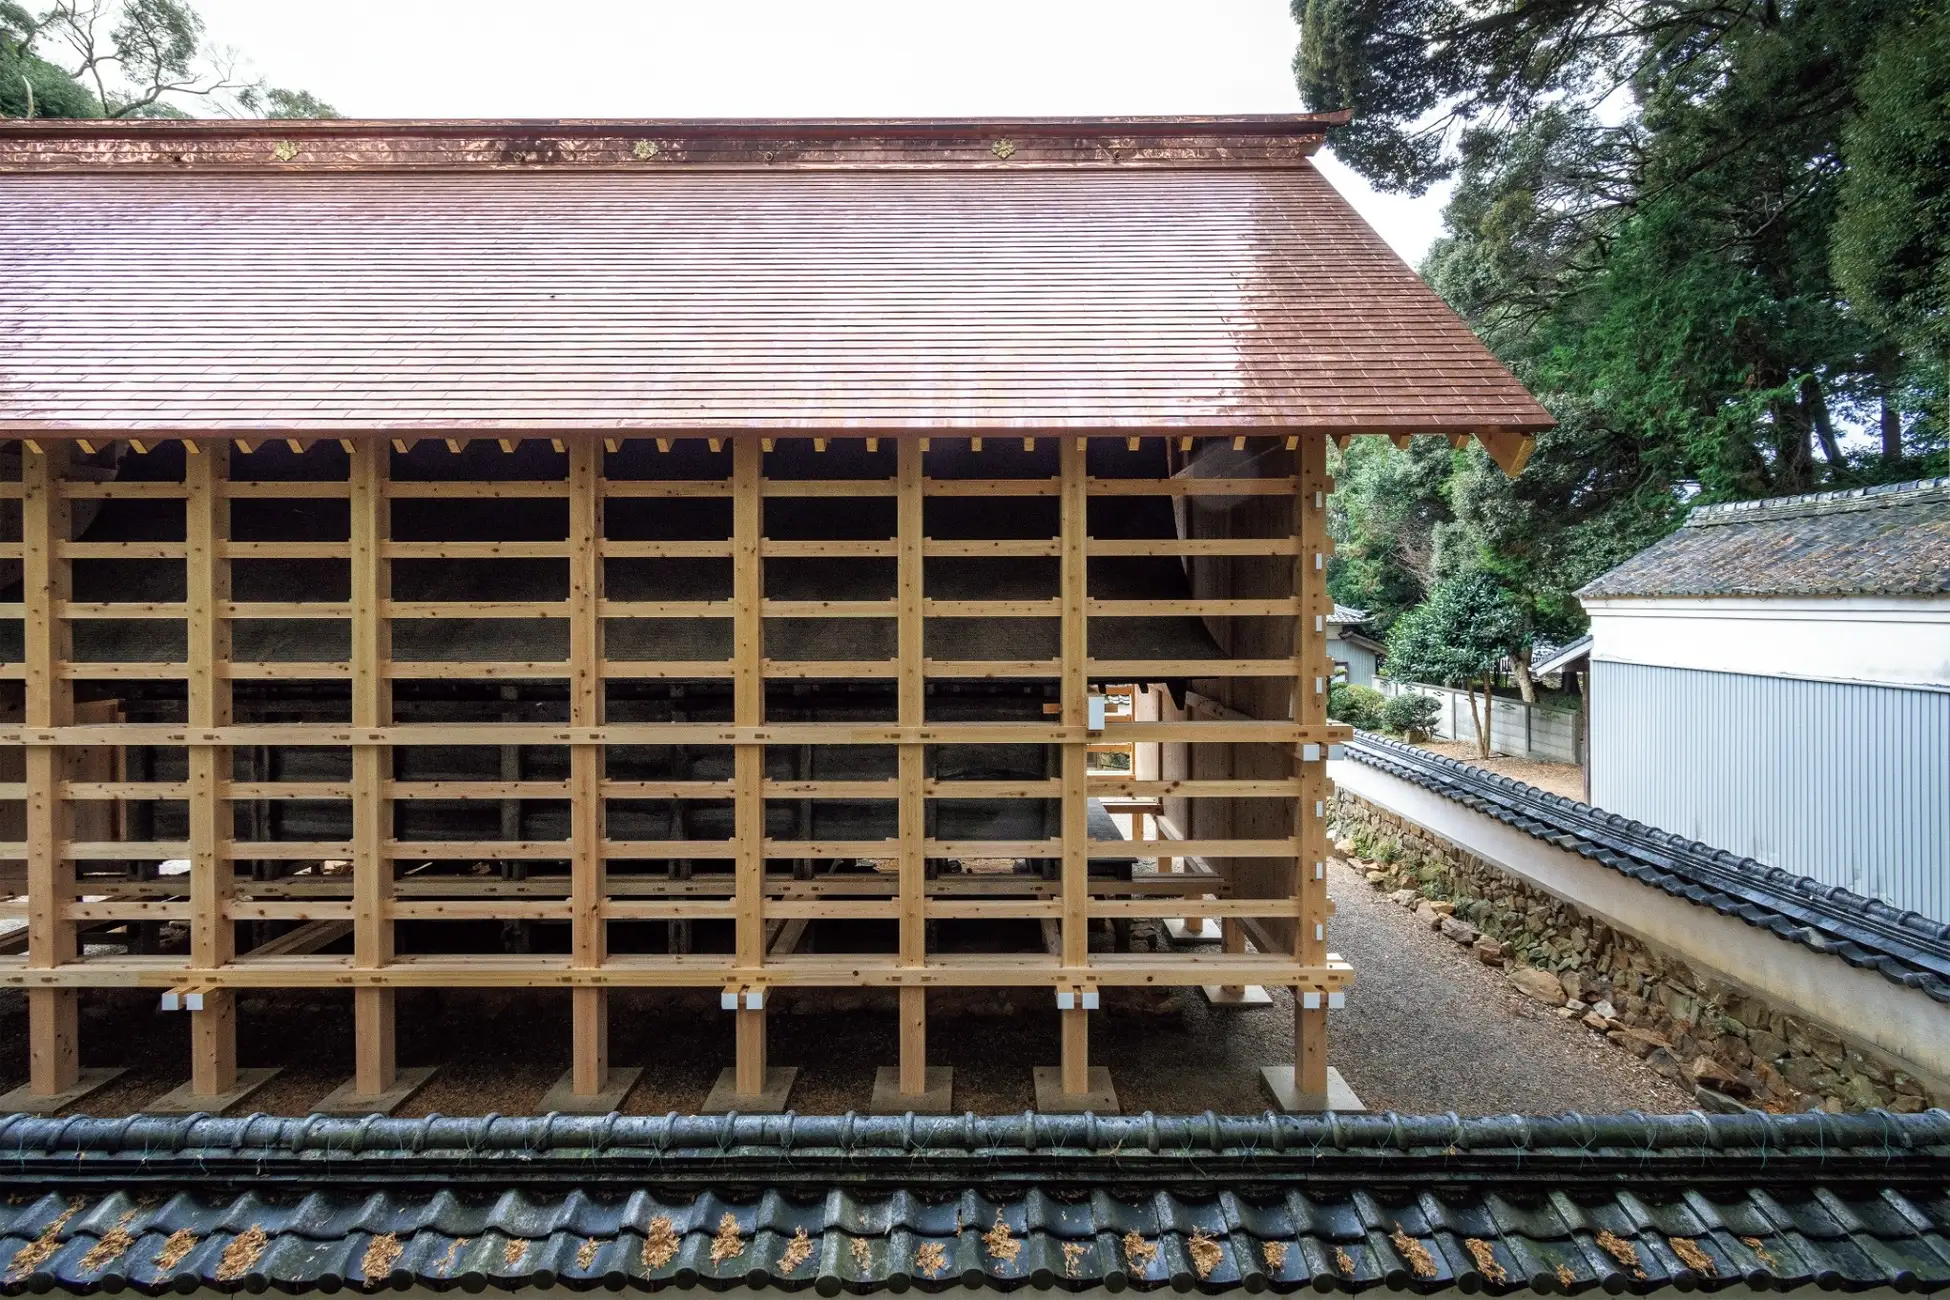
[189,0,1452,265]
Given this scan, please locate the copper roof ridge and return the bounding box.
[0,111,1351,138]
[0,112,1349,174]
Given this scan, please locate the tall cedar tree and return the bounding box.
[1300,0,1947,683]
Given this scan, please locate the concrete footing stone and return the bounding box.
[537,1066,642,1115]
[1200,984,1275,1006]
[869,1066,954,1114]
[309,1065,438,1117]
[1165,918,1221,942]
[1032,1065,1120,1113]
[702,1066,798,1114]
[0,1067,126,1116]
[1259,1065,1365,1113]
[145,1067,282,1116]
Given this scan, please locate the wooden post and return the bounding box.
[898,986,926,1096]
[185,445,236,1096]
[1058,435,1090,1094]
[1294,435,1333,1105]
[349,440,396,1095]
[734,1003,766,1094]
[21,447,77,1095]
[1220,918,1246,999]
[896,437,927,1094]
[731,436,766,1092]
[568,436,606,1094]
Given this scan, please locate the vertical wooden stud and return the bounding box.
[1294,433,1333,1105]
[734,1005,766,1095]
[896,437,926,1093]
[1058,436,1090,1094]
[349,439,396,1096]
[1219,918,1246,1000]
[731,436,766,1093]
[185,445,236,1096]
[22,447,77,1095]
[568,436,607,1094]
[898,986,926,1096]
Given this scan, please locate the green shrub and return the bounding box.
[1381,691,1441,735]
[1328,681,1385,729]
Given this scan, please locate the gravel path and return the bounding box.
[1324,858,1695,1114]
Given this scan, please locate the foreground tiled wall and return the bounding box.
[1331,792,1945,1114]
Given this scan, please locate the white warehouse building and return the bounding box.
[1577,477,1950,920]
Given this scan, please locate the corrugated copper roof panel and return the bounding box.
[0,163,1551,435]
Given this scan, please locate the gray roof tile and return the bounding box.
[1580,477,1950,599]
[3,1112,1950,1293]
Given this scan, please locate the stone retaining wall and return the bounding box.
[1332,791,1945,1114]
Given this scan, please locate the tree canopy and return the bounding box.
[1303,0,1948,683]
[2,0,335,119]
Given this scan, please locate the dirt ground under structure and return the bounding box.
[0,861,1692,1117]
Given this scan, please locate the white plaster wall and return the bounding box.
[1583,595,1950,691]
[1330,758,1950,1093]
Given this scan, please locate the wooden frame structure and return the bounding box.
[0,113,1553,1114]
[1,433,1353,1110]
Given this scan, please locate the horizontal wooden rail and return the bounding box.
[0,952,1352,991]
[24,778,1296,803]
[1,721,1339,746]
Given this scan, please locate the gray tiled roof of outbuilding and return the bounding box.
[2,1111,1948,1294]
[1580,478,1950,600]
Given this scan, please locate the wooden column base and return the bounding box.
[27,988,80,1097]
[570,986,608,1096]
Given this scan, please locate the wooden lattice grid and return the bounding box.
[0,434,1348,1107]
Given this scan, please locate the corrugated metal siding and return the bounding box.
[1590,661,1950,919]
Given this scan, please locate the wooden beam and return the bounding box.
[730,436,766,1095]
[1475,429,1536,477]
[185,445,237,1097]
[1058,436,1091,1097]
[734,1004,766,1094]
[899,985,926,1097]
[21,447,78,1096]
[568,435,607,1095]
[2,720,1335,748]
[7,950,1353,990]
[896,437,928,1096]
[348,439,396,1096]
[1294,433,1333,1106]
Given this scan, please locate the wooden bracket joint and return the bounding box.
[720,984,765,1011]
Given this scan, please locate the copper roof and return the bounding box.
[0,117,1552,440]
